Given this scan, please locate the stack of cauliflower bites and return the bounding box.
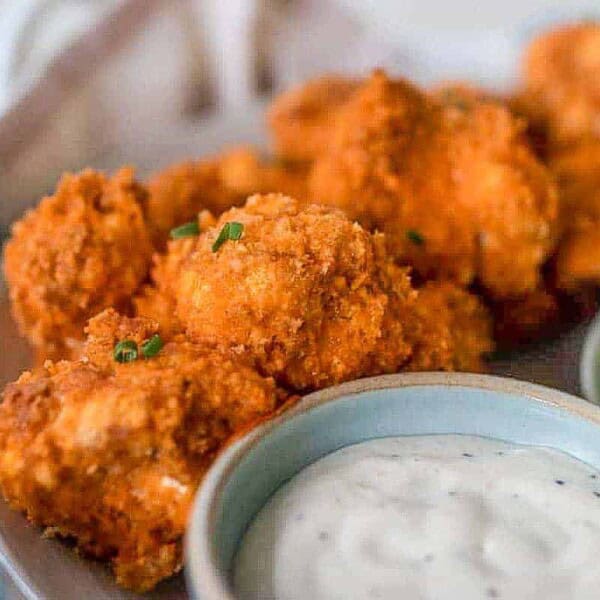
[510,23,600,337]
[6,49,595,589]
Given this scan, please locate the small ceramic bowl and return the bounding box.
[581,312,600,405]
[185,372,600,600]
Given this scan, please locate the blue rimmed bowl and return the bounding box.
[185,372,600,600]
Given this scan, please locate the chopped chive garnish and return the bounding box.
[406,229,425,245]
[212,221,244,252]
[170,220,200,239]
[114,340,138,363]
[141,334,163,359]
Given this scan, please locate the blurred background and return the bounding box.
[0,0,599,237]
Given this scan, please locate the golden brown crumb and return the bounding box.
[548,141,600,289]
[133,212,217,338]
[555,227,600,291]
[145,155,243,249]
[145,147,308,249]
[405,281,494,372]
[2,168,152,362]
[268,75,359,162]
[516,24,600,293]
[174,193,417,390]
[217,146,309,201]
[0,309,283,592]
[309,70,559,298]
[522,22,600,146]
[171,193,492,390]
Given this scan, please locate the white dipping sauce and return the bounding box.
[233,435,600,600]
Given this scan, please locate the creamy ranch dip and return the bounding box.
[233,435,600,600]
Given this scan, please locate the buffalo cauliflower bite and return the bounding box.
[217,146,308,201]
[134,211,217,338]
[145,155,242,249]
[522,23,600,146]
[549,141,600,289]
[309,70,559,299]
[174,193,417,391]
[3,168,152,362]
[268,75,359,162]
[0,309,282,592]
[172,194,493,390]
[518,25,600,292]
[405,281,494,373]
[146,147,307,248]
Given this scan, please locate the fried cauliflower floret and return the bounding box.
[146,155,243,249]
[522,22,600,146]
[174,193,417,391]
[555,227,600,291]
[518,24,600,292]
[309,70,559,298]
[268,75,359,162]
[0,309,282,592]
[2,168,152,362]
[548,141,600,289]
[146,148,308,248]
[134,211,216,337]
[217,146,308,201]
[405,282,493,372]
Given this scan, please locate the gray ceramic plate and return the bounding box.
[0,106,595,598]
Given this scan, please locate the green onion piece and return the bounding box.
[228,221,244,240]
[406,229,425,246]
[170,220,200,239]
[141,334,163,359]
[114,340,138,363]
[212,221,244,252]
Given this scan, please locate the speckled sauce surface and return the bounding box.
[234,435,600,600]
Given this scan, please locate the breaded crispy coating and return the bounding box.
[517,24,600,293]
[549,141,600,289]
[146,147,308,248]
[0,309,282,592]
[174,193,417,391]
[2,168,152,362]
[268,75,359,162]
[309,70,559,298]
[522,22,600,146]
[172,193,493,390]
[145,155,243,249]
[405,281,494,373]
[217,146,309,201]
[134,211,216,338]
[555,227,600,291]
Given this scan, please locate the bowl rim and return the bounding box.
[581,311,600,405]
[185,371,600,600]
